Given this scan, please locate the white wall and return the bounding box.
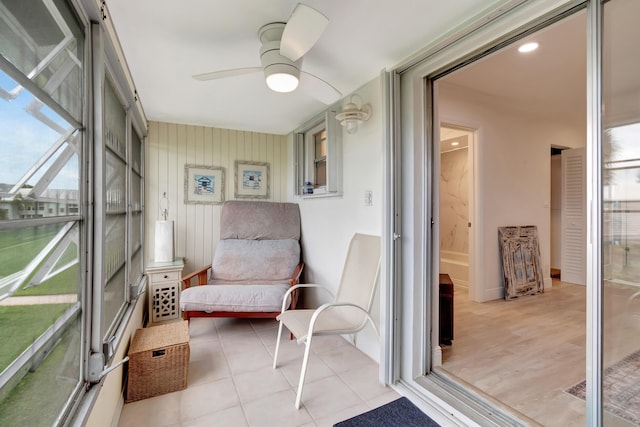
[439,83,585,301]
[287,77,384,361]
[145,122,288,274]
[87,295,145,427]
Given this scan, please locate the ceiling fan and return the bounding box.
[192,3,342,105]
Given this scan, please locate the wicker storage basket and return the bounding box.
[126,320,190,402]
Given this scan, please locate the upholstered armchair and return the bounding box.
[179,201,303,320]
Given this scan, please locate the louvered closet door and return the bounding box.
[561,147,586,285]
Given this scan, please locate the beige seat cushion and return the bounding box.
[180,283,290,313]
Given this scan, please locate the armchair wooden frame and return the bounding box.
[180,262,304,320]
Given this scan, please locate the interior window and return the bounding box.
[294,110,341,196]
[314,128,327,187]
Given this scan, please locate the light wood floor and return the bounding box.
[441,279,640,426]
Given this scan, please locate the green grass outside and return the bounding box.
[0,225,63,277]
[0,226,82,422]
[0,225,80,297]
[0,304,73,371]
[14,265,79,297]
[0,315,81,427]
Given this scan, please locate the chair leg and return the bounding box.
[295,335,313,409]
[273,320,284,369]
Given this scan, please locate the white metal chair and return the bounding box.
[272,233,381,409]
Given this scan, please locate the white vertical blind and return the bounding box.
[562,147,587,285]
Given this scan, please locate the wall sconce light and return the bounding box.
[336,95,371,134]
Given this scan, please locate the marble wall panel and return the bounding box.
[440,148,469,253]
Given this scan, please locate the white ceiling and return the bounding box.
[108,2,640,137]
[105,0,499,134]
[442,11,586,123]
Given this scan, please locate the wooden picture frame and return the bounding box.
[184,164,225,205]
[498,225,544,300]
[234,161,269,199]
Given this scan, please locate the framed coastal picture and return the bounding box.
[184,164,225,204]
[235,161,269,199]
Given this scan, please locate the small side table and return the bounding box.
[146,257,184,324]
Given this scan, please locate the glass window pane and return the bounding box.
[102,75,128,339]
[0,314,81,425]
[0,0,84,121]
[602,1,640,425]
[105,78,126,159]
[0,223,81,424]
[131,173,141,212]
[130,244,143,289]
[315,161,327,187]
[104,213,126,339]
[0,71,80,220]
[106,151,126,213]
[132,130,142,175]
[313,129,327,186]
[131,211,142,252]
[0,1,84,420]
[315,129,326,158]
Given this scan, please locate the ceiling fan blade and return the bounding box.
[300,71,342,105]
[193,67,262,81]
[280,4,328,62]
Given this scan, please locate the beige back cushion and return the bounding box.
[211,239,300,282]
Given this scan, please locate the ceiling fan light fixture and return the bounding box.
[336,95,371,134]
[264,65,300,92]
[260,38,301,93]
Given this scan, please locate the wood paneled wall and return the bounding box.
[144,121,289,274]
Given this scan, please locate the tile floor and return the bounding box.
[118,318,400,427]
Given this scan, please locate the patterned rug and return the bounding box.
[566,349,640,425]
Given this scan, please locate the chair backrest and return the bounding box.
[220,200,301,240]
[335,233,381,313]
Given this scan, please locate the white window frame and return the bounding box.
[294,109,342,197]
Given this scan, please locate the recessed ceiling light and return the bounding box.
[451,141,459,146]
[518,42,539,53]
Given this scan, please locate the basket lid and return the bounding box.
[130,321,189,353]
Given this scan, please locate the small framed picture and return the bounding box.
[184,164,225,204]
[235,161,269,199]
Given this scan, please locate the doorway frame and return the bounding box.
[437,122,481,305]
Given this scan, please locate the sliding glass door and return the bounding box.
[601,0,640,425]
[392,0,640,425]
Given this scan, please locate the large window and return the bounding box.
[99,75,145,344]
[0,0,84,424]
[0,0,146,425]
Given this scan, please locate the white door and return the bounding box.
[561,147,586,285]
